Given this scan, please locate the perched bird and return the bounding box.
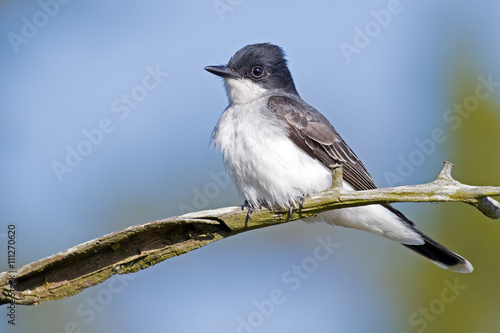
[205,43,472,273]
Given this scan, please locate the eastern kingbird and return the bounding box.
[205,43,472,273]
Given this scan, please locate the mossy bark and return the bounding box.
[1,163,499,306]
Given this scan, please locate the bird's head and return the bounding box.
[205,43,298,104]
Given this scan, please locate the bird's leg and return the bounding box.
[241,200,254,227]
[298,197,304,210]
[288,197,305,218]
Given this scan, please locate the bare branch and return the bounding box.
[1,162,499,306]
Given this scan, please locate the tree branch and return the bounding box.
[1,162,499,306]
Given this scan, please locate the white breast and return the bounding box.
[212,97,331,208]
[211,90,422,245]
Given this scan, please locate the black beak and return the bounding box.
[204,65,241,79]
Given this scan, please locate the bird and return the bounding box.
[204,42,473,273]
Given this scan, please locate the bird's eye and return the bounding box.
[251,66,264,78]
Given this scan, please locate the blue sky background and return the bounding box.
[1,1,499,332]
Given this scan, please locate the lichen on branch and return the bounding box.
[1,162,499,306]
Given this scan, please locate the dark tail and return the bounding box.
[384,204,473,273]
[403,227,473,273]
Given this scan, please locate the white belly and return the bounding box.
[212,100,331,208]
[212,100,422,245]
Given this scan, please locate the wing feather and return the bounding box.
[267,95,377,191]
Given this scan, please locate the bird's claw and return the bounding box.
[288,197,305,218]
[242,200,259,226]
[298,197,304,210]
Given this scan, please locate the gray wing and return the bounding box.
[267,95,377,191]
[267,97,475,271]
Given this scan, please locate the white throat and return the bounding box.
[224,78,269,105]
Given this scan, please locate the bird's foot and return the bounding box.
[288,197,305,218]
[298,197,304,210]
[241,200,261,226]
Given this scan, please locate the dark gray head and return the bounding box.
[205,43,299,98]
